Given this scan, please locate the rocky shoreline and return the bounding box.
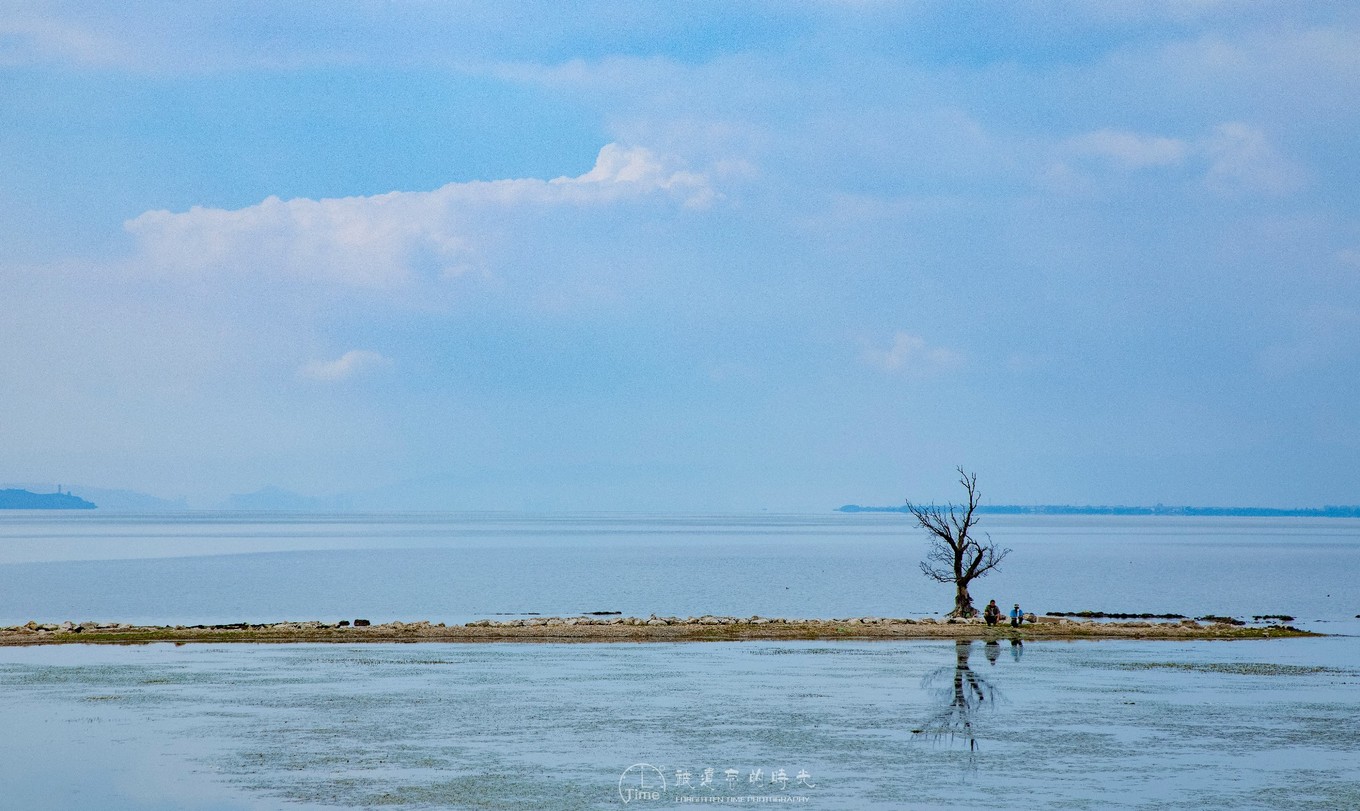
[0,614,1316,645]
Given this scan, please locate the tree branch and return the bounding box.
[909,469,1010,616]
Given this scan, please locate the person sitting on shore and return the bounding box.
[984,600,1001,626]
[1010,603,1023,628]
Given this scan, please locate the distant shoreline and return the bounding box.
[0,616,1316,646]
[838,504,1360,518]
[0,489,96,510]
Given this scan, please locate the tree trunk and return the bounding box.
[951,582,976,618]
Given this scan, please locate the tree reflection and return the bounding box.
[915,640,1001,754]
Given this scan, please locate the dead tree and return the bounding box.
[908,468,1010,618]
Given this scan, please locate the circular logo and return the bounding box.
[618,763,666,804]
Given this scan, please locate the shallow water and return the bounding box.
[1,639,1357,810]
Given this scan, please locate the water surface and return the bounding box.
[1,639,1356,810]
[1,513,1357,629]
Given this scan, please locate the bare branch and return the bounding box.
[908,469,1009,617]
[918,560,954,582]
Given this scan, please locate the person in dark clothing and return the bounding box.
[984,600,1001,626]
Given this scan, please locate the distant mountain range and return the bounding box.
[5,480,1357,517]
[0,488,97,509]
[837,504,1360,518]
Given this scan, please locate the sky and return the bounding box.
[2,1,1358,511]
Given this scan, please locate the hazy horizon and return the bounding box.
[6,479,1360,515]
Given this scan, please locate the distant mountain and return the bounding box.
[0,488,97,509]
[219,486,353,511]
[58,487,187,512]
[2,483,188,512]
[837,504,1360,518]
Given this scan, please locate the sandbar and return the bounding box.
[0,615,1315,645]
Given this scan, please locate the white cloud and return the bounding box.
[299,350,392,382]
[862,332,963,375]
[1202,122,1305,196]
[0,15,136,68]
[567,143,713,204]
[123,143,713,288]
[1053,122,1303,196]
[1066,129,1190,170]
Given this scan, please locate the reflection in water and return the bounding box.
[917,641,1007,756]
[1011,638,1023,662]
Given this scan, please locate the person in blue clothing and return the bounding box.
[1009,603,1023,628]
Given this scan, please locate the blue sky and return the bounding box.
[2,1,1358,510]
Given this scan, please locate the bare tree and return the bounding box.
[908,468,1010,618]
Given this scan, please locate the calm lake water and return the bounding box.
[1,512,1358,628]
[1,513,1358,810]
